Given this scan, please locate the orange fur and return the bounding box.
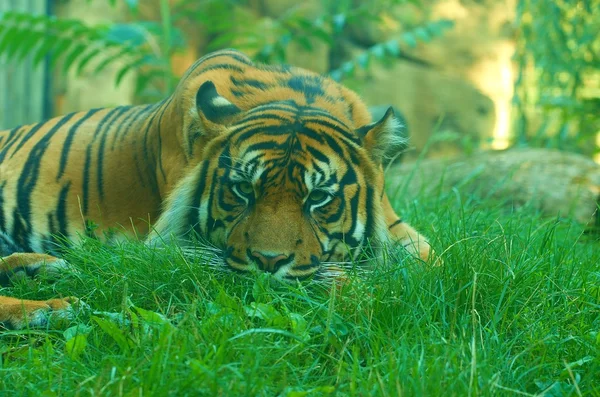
[0,49,434,329]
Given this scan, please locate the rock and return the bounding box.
[357,59,496,158]
[386,148,600,226]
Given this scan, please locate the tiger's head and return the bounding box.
[149,51,405,281]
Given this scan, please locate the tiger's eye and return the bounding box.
[237,182,254,196]
[308,190,328,203]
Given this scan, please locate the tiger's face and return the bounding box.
[207,122,383,281]
[151,77,404,281]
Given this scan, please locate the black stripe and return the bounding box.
[179,49,252,81]
[0,127,28,161]
[388,219,404,230]
[245,101,298,114]
[57,108,103,181]
[56,182,71,239]
[8,121,50,159]
[305,118,360,145]
[306,146,330,164]
[82,147,93,216]
[301,108,352,130]
[141,103,164,198]
[188,163,210,236]
[296,124,325,144]
[13,113,77,250]
[111,104,153,149]
[96,106,132,200]
[230,76,269,90]
[200,64,245,74]
[0,128,23,164]
[286,75,324,104]
[81,107,124,215]
[238,113,291,125]
[365,186,376,241]
[205,167,220,236]
[153,99,173,182]
[0,181,6,232]
[197,50,252,68]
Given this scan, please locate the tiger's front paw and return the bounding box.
[0,296,86,330]
[0,253,74,286]
[402,238,443,266]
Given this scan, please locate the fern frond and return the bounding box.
[328,19,455,82]
[0,11,157,91]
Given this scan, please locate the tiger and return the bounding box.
[0,49,433,330]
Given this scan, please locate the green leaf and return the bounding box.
[115,56,149,86]
[332,13,346,33]
[341,61,355,75]
[288,312,308,339]
[370,43,385,58]
[65,335,88,360]
[49,38,74,69]
[0,26,18,54]
[32,37,56,67]
[92,316,132,353]
[14,30,45,62]
[64,324,92,361]
[329,70,343,82]
[415,27,431,42]
[356,52,370,68]
[244,302,282,322]
[64,323,93,340]
[384,39,400,56]
[63,43,88,72]
[93,46,135,75]
[401,32,418,48]
[75,47,103,75]
[134,306,173,329]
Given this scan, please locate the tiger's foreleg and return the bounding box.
[382,193,439,264]
[0,253,80,329]
[0,295,80,330]
[0,253,71,285]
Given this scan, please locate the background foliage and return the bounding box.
[513,0,600,156]
[0,0,452,103]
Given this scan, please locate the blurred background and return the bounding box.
[0,0,598,162]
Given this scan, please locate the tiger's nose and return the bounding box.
[250,251,290,273]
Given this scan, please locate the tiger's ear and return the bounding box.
[184,80,242,157]
[357,107,406,164]
[195,80,241,125]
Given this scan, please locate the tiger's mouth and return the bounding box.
[222,247,320,281]
[176,240,371,283]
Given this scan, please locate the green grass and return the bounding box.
[1,188,599,396]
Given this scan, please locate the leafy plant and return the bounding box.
[0,0,453,103]
[513,0,600,156]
